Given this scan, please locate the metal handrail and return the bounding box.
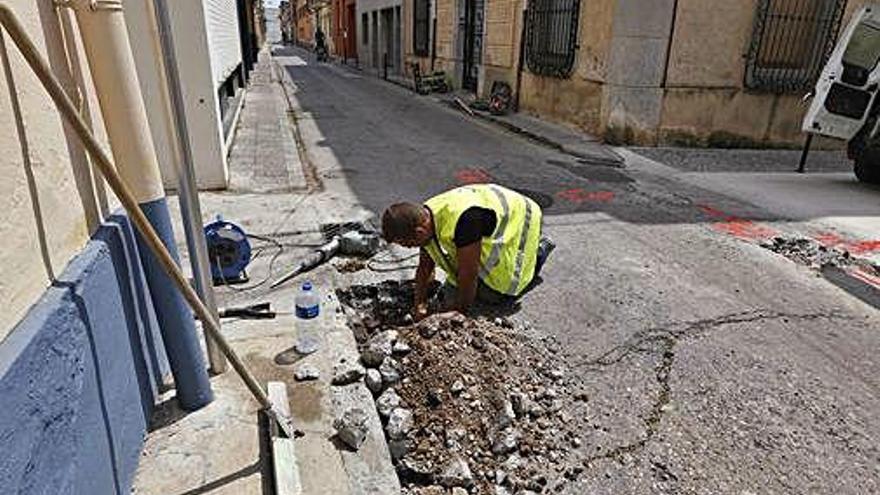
[0,4,292,436]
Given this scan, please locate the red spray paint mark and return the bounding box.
[556,188,615,204]
[711,220,778,240]
[849,240,880,254]
[814,231,880,255]
[850,268,880,289]
[455,168,492,184]
[696,204,778,241]
[814,231,845,247]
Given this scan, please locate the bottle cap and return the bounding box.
[302,281,313,291]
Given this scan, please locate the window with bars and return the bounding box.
[414,0,430,56]
[745,0,847,93]
[524,0,580,78]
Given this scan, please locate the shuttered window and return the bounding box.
[745,0,847,92]
[414,0,430,56]
[524,0,580,78]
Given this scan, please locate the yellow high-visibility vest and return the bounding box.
[423,184,542,296]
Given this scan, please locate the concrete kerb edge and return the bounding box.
[272,54,323,193]
[320,294,402,494]
[426,92,627,167]
[223,84,248,161]
[266,51,400,492]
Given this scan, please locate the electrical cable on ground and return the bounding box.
[367,250,420,272]
[215,233,285,292]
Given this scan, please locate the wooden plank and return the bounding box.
[267,381,302,495]
[273,437,303,495]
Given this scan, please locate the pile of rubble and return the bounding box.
[337,281,589,494]
[760,236,853,269]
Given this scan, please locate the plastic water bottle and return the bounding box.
[294,282,321,355]
[295,281,320,319]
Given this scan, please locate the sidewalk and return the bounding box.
[132,47,399,495]
[227,50,307,194]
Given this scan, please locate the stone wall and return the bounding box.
[517,0,615,135]
[516,0,871,147]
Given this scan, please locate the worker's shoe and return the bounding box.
[535,236,556,276]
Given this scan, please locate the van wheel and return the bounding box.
[854,147,880,184]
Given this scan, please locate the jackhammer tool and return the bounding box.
[270,227,380,289]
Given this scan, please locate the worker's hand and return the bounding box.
[413,303,430,322]
[436,310,464,320]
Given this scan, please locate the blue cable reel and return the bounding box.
[204,217,252,284]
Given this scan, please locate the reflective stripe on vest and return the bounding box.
[423,184,541,296]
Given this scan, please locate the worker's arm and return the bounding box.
[413,249,435,321]
[454,242,481,313]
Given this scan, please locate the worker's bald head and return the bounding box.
[382,202,432,247]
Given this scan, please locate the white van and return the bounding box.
[803,3,880,183]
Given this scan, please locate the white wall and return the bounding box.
[0,1,108,339]
[126,0,230,190]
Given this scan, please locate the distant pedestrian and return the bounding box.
[315,28,327,57]
[382,184,555,319]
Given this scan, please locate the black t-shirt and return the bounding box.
[453,207,497,247]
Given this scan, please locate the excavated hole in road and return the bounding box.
[336,280,594,494]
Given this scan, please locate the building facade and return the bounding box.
[405,0,869,147]
[358,0,404,76]
[295,0,315,45]
[279,1,293,43]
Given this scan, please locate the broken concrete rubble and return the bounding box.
[392,341,412,355]
[438,457,474,488]
[331,360,366,385]
[490,428,520,456]
[333,407,370,450]
[361,330,398,367]
[494,400,516,430]
[293,364,320,381]
[337,281,585,494]
[386,407,413,439]
[365,368,383,394]
[376,388,402,418]
[380,356,402,385]
[761,235,852,269]
[450,379,466,395]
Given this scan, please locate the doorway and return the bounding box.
[346,3,357,60]
[459,0,484,91]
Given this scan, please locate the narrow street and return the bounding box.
[10,2,880,494]
[279,46,880,493]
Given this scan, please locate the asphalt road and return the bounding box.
[278,46,880,494]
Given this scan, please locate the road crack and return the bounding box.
[574,310,848,469]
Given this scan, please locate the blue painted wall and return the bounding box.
[0,214,170,495]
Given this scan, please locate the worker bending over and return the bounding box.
[382,184,555,320]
